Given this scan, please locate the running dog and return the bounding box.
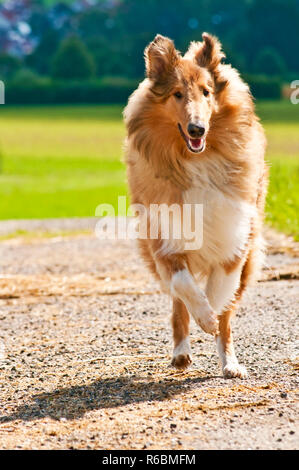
[124,33,268,378]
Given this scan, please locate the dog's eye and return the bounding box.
[174,91,183,99]
[203,89,210,97]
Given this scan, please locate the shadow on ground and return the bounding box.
[0,374,220,423]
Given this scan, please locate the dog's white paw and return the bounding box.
[223,363,248,379]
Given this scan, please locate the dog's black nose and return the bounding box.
[187,122,206,138]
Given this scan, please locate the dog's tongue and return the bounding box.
[190,138,202,149]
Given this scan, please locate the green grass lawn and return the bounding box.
[256,101,299,239]
[0,105,127,219]
[0,101,298,239]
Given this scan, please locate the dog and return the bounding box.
[124,33,268,378]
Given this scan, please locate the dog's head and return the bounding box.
[145,33,227,154]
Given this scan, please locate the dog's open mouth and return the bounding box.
[178,123,206,154]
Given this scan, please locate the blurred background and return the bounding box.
[0,0,298,239]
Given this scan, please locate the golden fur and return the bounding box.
[124,33,268,378]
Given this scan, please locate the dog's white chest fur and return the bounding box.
[159,157,256,270]
[183,185,255,266]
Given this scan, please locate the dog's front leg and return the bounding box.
[170,267,219,335]
[171,298,192,369]
[206,263,248,379]
[156,255,218,369]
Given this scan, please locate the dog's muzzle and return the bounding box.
[178,123,206,154]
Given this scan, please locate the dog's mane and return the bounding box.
[124,61,264,194]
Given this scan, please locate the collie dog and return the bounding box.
[124,33,268,378]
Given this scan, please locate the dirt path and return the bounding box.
[0,221,298,449]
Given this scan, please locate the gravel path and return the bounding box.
[0,220,298,450]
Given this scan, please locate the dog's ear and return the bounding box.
[145,35,179,87]
[192,33,228,94]
[195,33,225,71]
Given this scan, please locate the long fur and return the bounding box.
[123,33,268,377]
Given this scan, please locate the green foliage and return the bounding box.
[244,74,282,99]
[2,0,299,85]
[51,36,96,80]
[1,0,298,102]
[244,0,299,74]
[26,30,60,75]
[5,72,282,104]
[0,54,21,80]
[253,47,286,76]
[5,78,138,104]
[11,68,44,85]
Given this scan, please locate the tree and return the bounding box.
[244,0,299,74]
[51,36,96,80]
[27,30,60,75]
[0,54,21,80]
[253,47,286,76]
